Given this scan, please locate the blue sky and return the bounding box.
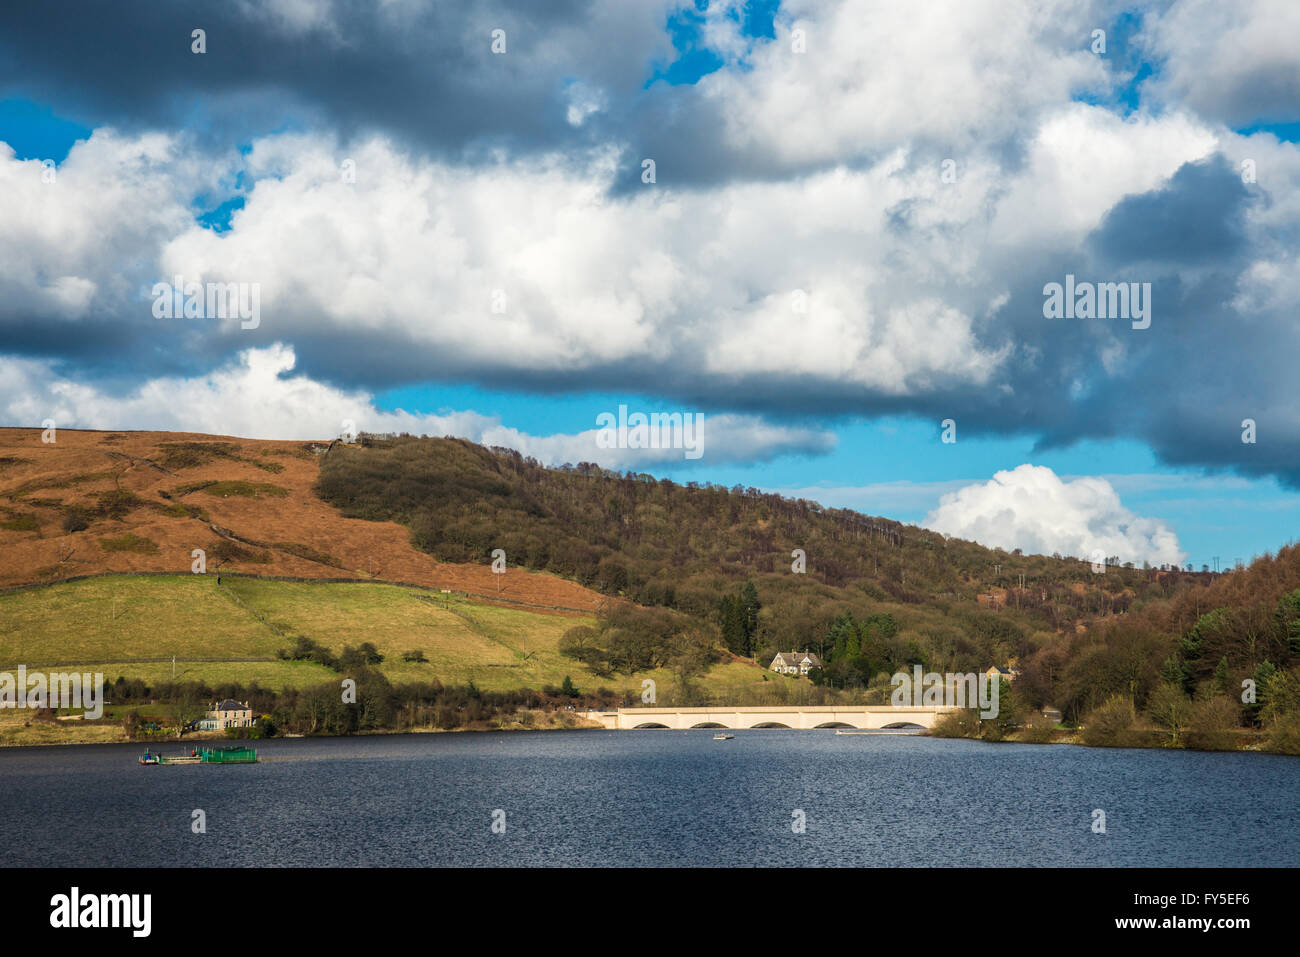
[0,99,91,161]
[2,0,1298,570]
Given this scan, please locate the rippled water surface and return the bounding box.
[2,731,1297,866]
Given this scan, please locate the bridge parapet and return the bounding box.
[582,705,958,730]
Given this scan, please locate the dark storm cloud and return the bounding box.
[0,0,936,192]
[0,0,673,157]
[1090,156,1250,266]
[963,162,1300,488]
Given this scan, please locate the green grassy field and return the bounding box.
[0,574,796,699]
[0,575,280,662]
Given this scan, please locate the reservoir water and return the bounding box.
[2,730,1297,867]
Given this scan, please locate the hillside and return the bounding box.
[0,427,602,611]
[0,573,778,698]
[4,427,1298,752]
[315,435,1223,679]
[1029,542,1300,720]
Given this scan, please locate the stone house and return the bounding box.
[985,665,1020,683]
[198,699,255,731]
[769,651,823,676]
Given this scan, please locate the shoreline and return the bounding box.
[0,708,605,748]
[3,714,1295,756]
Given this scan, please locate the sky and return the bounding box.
[1,0,1298,570]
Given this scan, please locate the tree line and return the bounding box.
[113,672,621,738]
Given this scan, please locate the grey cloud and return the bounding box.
[1139,0,1300,128]
[0,0,674,158]
[1090,157,1250,267]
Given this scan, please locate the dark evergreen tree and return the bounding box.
[1213,655,1230,693]
[739,580,761,657]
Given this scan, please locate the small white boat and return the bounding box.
[835,729,872,735]
[713,732,734,740]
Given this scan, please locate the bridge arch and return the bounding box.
[583,705,957,731]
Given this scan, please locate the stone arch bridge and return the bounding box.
[582,705,959,731]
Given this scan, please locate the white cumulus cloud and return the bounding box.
[922,463,1185,566]
[0,344,833,469]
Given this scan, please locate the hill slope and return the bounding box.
[0,427,602,612]
[315,434,1225,680]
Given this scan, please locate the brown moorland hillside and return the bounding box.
[0,427,602,613]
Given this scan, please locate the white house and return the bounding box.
[770,651,824,676]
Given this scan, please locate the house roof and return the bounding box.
[213,699,251,711]
[771,651,823,667]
